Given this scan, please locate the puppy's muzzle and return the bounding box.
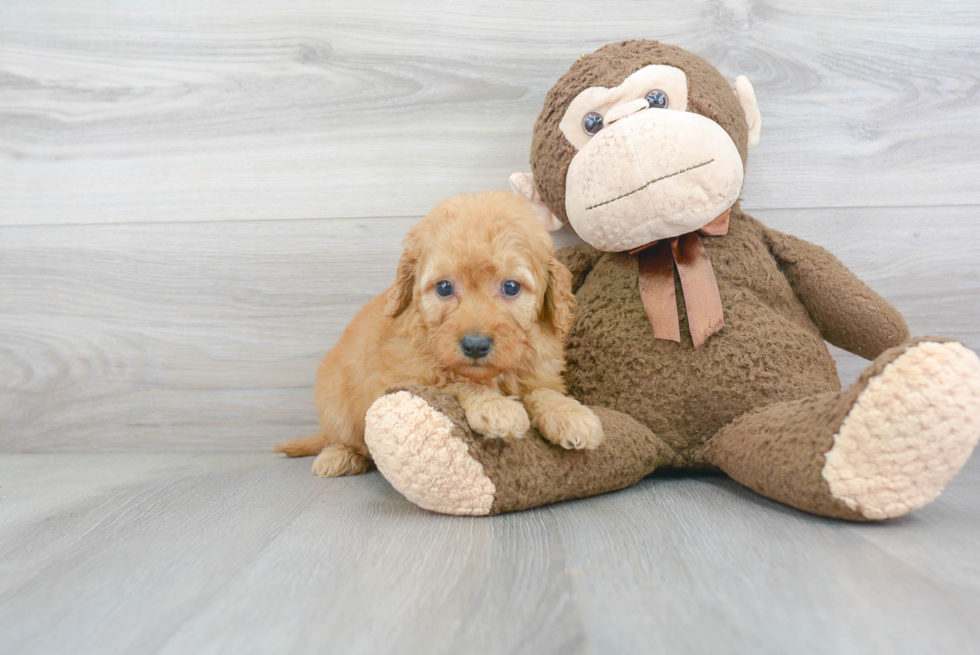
[460,334,493,359]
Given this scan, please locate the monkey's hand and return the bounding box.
[765,225,909,360]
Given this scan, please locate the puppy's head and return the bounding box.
[385,190,575,382]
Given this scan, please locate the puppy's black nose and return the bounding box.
[460,334,493,359]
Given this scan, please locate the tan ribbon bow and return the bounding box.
[631,209,730,349]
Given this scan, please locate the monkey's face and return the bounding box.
[561,64,744,251]
[519,42,761,252]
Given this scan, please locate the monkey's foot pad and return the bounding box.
[823,341,980,519]
[365,390,496,516]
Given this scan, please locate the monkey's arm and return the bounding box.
[555,244,604,293]
[764,227,909,360]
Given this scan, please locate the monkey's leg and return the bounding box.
[698,338,980,520]
[364,385,677,516]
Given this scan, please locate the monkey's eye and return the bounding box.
[501,280,522,297]
[645,89,668,109]
[434,280,454,298]
[582,112,604,136]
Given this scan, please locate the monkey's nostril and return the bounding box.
[460,334,493,359]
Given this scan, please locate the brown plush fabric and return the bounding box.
[559,242,605,293]
[699,389,868,520]
[390,384,678,515]
[764,228,910,359]
[531,40,750,228]
[525,40,910,513]
[697,337,954,519]
[366,42,962,521]
[556,203,903,461]
[481,407,677,515]
[378,214,917,517]
[513,41,913,516]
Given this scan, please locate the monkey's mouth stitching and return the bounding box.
[586,159,715,211]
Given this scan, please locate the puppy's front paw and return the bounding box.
[465,396,531,440]
[537,403,604,450]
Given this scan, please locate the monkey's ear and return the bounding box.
[509,172,564,232]
[733,75,762,150]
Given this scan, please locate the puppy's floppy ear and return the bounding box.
[384,231,421,318]
[541,256,576,338]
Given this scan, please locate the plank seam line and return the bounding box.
[151,471,333,653]
[2,203,980,230]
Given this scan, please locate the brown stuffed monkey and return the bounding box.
[364,40,980,520]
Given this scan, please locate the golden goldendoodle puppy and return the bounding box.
[274,190,603,477]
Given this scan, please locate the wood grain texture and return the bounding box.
[0,452,977,654]
[2,206,978,451]
[0,454,328,655]
[2,0,979,225]
[3,3,979,653]
[552,459,980,654]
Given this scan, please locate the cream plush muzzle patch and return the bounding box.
[565,109,744,251]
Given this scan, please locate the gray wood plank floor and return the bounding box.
[1,452,977,655]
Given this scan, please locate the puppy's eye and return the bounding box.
[434,280,454,298]
[501,280,522,297]
[582,112,604,136]
[645,89,668,109]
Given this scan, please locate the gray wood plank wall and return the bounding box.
[2,0,979,451]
